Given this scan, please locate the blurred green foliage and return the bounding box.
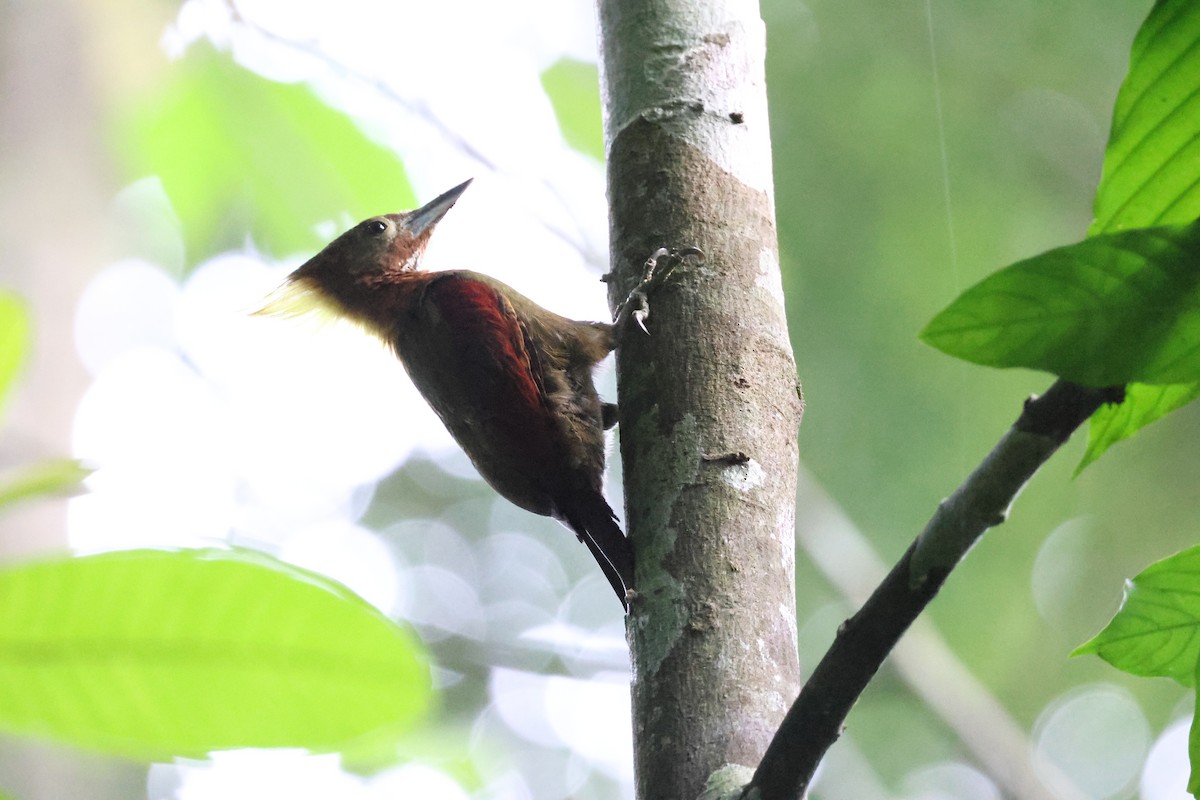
[0,293,91,513]
[111,44,415,269]
[541,58,605,162]
[0,459,92,511]
[0,548,432,761]
[0,291,29,422]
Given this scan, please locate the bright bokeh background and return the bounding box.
[1,0,1195,798]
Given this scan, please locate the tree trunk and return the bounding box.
[596,1,803,797]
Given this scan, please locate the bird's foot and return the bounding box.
[614,246,704,334]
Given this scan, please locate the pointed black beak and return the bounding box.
[404,179,472,238]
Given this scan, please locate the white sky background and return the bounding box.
[69,0,633,797]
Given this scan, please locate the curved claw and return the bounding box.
[614,245,704,335]
[632,305,649,334]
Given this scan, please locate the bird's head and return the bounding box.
[255,179,472,323]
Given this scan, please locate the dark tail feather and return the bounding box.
[562,491,635,611]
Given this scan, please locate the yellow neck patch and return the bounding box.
[252,275,396,346]
[252,277,344,324]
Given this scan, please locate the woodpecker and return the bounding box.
[257,180,658,610]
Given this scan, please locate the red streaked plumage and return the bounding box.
[258,181,634,609]
[423,274,549,429]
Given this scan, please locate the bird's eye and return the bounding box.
[365,219,388,236]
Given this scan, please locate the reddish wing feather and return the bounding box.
[423,275,543,398]
[422,273,552,429]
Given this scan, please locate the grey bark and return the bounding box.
[596,1,803,798]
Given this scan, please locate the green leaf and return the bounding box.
[0,548,431,760]
[921,221,1200,386]
[112,44,415,267]
[1075,0,1200,467]
[1191,675,1200,796]
[0,291,30,420]
[0,459,93,511]
[1077,381,1200,472]
[540,58,604,161]
[1091,0,1200,236]
[1074,545,1200,687]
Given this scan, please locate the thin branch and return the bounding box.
[743,380,1124,800]
[794,468,1088,800]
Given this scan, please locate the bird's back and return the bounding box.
[390,270,608,518]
